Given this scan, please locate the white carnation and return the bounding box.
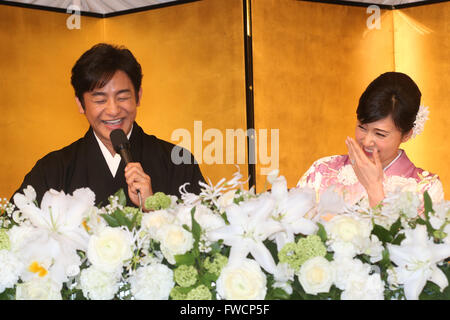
[331,257,371,291]
[16,277,62,300]
[382,191,421,222]
[79,266,119,300]
[87,227,134,273]
[7,225,36,253]
[341,272,385,300]
[297,256,334,295]
[216,259,267,300]
[0,250,24,293]
[129,263,174,300]
[157,224,193,265]
[337,165,358,186]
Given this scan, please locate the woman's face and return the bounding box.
[355,115,411,168]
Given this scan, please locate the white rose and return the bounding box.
[157,224,193,265]
[216,259,267,300]
[129,263,174,300]
[297,256,334,295]
[326,215,372,251]
[87,227,133,273]
[79,266,119,300]
[16,278,62,300]
[141,209,175,239]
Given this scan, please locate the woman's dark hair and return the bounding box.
[356,72,421,135]
[71,43,143,108]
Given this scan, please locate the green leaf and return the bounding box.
[100,213,120,227]
[379,248,391,270]
[423,190,434,216]
[263,239,279,264]
[199,272,219,286]
[389,217,402,237]
[316,223,327,242]
[191,207,201,258]
[266,287,291,300]
[0,287,15,300]
[174,252,196,266]
[372,224,393,244]
[392,233,406,245]
[112,209,128,227]
[130,210,139,229]
[115,189,127,207]
[422,191,436,237]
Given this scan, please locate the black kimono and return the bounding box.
[12,122,205,207]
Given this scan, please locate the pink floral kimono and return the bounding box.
[297,150,444,206]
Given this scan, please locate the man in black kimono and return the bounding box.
[12,43,204,209]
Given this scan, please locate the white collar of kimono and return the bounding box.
[383,149,403,172]
[93,125,133,177]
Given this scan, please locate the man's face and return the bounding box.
[77,70,142,154]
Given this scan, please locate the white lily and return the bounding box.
[387,225,450,300]
[207,194,282,274]
[12,187,95,283]
[269,175,318,250]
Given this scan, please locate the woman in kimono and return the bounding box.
[297,72,444,208]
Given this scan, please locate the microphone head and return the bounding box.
[110,129,130,153]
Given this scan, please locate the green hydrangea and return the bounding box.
[278,235,326,271]
[186,285,212,300]
[0,229,10,251]
[296,234,327,263]
[278,242,301,270]
[170,286,188,300]
[123,206,142,225]
[145,192,172,211]
[204,253,228,276]
[174,265,198,287]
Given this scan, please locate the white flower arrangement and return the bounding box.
[0,168,449,300]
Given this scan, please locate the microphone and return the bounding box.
[110,129,133,165]
[110,129,142,209]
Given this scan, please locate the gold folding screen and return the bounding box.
[0,0,248,198]
[0,0,448,199]
[252,0,450,195]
